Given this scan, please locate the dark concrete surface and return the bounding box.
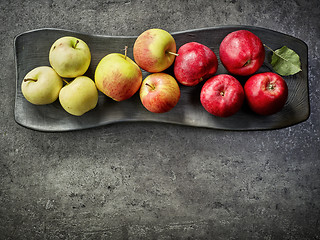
[1,0,320,239]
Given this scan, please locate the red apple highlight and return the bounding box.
[244,72,288,115]
[140,73,180,113]
[200,74,244,117]
[173,42,218,86]
[219,30,265,76]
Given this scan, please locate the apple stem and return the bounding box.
[124,46,128,60]
[74,40,79,48]
[263,44,290,62]
[23,78,37,82]
[267,83,275,90]
[62,78,69,85]
[167,51,179,56]
[220,91,225,96]
[145,82,155,90]
[243,59,251,67]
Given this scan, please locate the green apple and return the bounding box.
[21,66,63,105]
[59,76,98,116]
[95,48,142,101]
[133,28,177,73]
[49,36,91,78]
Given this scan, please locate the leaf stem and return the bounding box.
[263,44,289,62]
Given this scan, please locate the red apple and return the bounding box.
[173,42,218,86]
[219,30,265,76]
[200,74,244,117]
[140,73,180,113]
[244,72,288,115]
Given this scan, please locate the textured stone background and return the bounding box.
[1,0,319,239]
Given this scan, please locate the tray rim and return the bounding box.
[13,25,310,45]
[13,25,310,132]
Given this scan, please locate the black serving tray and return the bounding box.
[14,26,309,132]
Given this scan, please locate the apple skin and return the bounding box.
[244,72,288,115]
[95,53,142,101]
[219,30,265,76]
[200,74,244,117]
[49,36,91,78]
[59,76,98,116]
[140,73,180,113]
[21,66,63,105]
[133,29,177,73]
[173,42,218,86]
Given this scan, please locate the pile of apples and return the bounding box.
[21,36,98,116]
[21,28,288,118]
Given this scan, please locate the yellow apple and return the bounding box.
[59,76,98,116]
[49,36,91,78]
[133,28,177,73]
[94,50,142,101]
[21,66,63,105]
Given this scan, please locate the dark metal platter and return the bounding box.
[14,26,310,132]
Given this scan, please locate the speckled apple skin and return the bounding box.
[140,73,180,113]
[133,29,176,73]
[219,30,265,76]
[95,53,142,101]
[244,72,288,115]
[174,42,218,86]
[200,74,244,117]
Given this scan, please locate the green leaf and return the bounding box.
[267,45,302,76]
